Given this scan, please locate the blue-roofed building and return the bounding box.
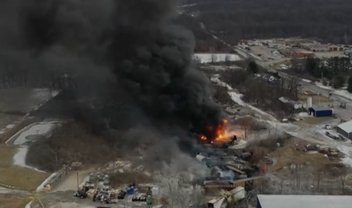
[309,107,333,117]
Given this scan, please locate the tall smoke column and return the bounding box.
[109,0,223,138]
[2,0,223,139]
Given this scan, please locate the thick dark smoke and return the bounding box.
[0,0,222,139]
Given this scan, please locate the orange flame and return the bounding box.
[198,119,230,143]
[213,119,230,142]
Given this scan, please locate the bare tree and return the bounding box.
[160,176,204,208]
[237,117,252,139]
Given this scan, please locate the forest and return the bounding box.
[177,0,352,51]
[291,57,352,89]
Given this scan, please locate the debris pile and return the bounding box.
[74,173,155,205]
[295,143,342,159]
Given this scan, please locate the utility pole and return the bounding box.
[76,172,79,191]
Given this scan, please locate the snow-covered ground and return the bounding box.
[13,147,45,172]
[8,121,60,145]
[336,143,352,167]
[25,202,32,208]
[313,81,352,100]
[228,92,245,106]
[202,65,241,72]
[36,172,58,192]
[210,74,233,90]
[315,82,333,90]
[194,53,241,64]
[297,112,310,117]
[211,74,352,168]
[13,147,28,168]
[301,78,312,83]
[334,89,352,101]
[9,121,61,171]
[211,74,277,122]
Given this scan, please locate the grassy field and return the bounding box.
[271,142,330,172]
[299,93,332,104]
[0,167,50,191]
[0,196,30,208]
[299,116,333,125]
[0,145,50,191]
[0,145,16,167]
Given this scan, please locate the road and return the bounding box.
[194,18,352,168]
[232,46,352,165]
[233,39,352,121]
[277,72,352,121]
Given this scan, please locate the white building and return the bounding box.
[337,120,352,140]
[257,195,352,208]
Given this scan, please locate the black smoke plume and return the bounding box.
[0,0,222,139]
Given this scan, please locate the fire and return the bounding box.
[198,119,231,143]
[213,119,229,142]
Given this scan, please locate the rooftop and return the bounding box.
[337,120,352,133]
[310,106,332,111]
[257,195,352,208]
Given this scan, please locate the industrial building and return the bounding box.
[278,97,304,110]
[280,48,314,58]
[308,107,333,117]
[337,120,352,140]
[257,195,352,208]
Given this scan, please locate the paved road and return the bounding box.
[235,43,352,121]
[279,72,352,121]
[198,20,352,167]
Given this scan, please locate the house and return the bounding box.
[337,120,352,140]
[257,195,352,208]
[329,45,343,52]
[308,107,333,117]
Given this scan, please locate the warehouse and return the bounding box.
[337,120,352,140]
[257,195,352,208]
[308,107,333,117]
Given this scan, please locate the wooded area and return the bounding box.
[291,57,352,89]
[178,0,352,51]
[220,67,299,117]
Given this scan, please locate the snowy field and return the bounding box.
[314,82,333,90]
[9,121,61,170]
[194,53,241,64]
[334,89,352,100]
[8,121,60,145]
[301,78,312,83]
